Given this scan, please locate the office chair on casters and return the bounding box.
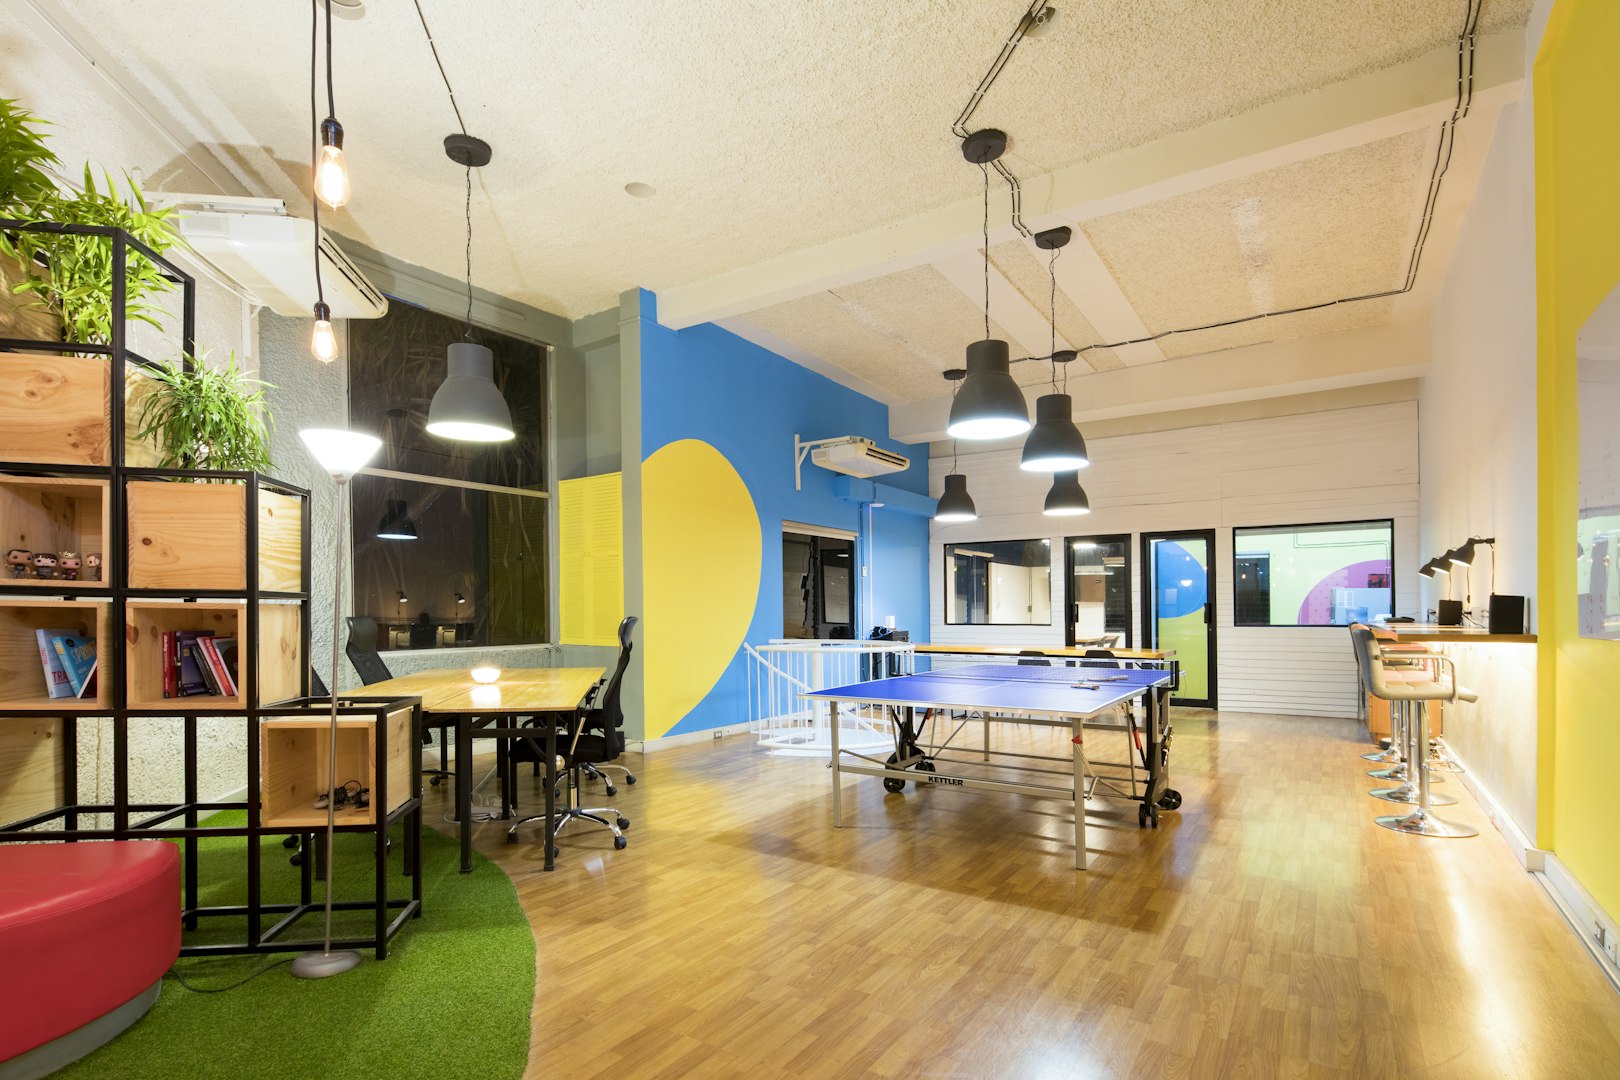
[506,616,638,852]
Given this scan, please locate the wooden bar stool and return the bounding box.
[1349,625,1478,838]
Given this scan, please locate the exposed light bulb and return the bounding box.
[310,302,338,362]
[316,117,351,209]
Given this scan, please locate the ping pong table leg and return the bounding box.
[1073,716,1088,871]
[831,698,843,828]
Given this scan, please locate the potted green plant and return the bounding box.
[133,350,274,474]
[0,97,60,340]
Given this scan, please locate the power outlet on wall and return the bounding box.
[1599,923,1620,968]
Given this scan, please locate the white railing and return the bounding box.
[745,640,914,756]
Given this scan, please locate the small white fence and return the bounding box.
[745,640,914,756]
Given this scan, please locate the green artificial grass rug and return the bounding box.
[53,815,534,1080]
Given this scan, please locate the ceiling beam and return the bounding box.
[1048,229,1166,368]
[655,27,1524,331]
[932,250,1076,364]
[887,318,1432,444]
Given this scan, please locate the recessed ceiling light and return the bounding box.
[624,182,656,199]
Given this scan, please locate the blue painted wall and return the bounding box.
[636,290,931,736]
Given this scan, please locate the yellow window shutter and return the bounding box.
[559,473,624,646]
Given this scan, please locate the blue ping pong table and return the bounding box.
[802,662,1178,869]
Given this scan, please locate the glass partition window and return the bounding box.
[1578,281,1620,639]
[944,540,1053,625]
[1068,535,1131,646]
[1232,520,1394,627]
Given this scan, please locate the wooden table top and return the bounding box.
[1371,624,1536,645]
[348,667,606,714]
[915,643,1176,661]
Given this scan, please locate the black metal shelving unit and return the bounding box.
[0,220,421,957]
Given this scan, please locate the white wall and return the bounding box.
[1418,5,1546,845]
[931,398,1420,717]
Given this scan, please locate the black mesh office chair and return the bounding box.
[345,617,452,786]
[506,616,637,851]
[1016,650,1051,666]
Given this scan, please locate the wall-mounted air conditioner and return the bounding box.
[794,435,910,489]
[152,194,387,319]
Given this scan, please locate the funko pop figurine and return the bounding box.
[83,552,102,582]
[57,552,81,581]
[6,548,31,579]
[31,552,57,580]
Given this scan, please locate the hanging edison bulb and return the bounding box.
[310,301,338,363]
[315,117,351,209]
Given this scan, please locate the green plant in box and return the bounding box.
[0,97,58,212]
[134,351,274,475]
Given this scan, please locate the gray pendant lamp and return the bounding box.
[1020,227,1090,471]
[427,134,515,443]
[1043,471,1091,517]
[376,498,418,540]
[946,130,1030,442]
[935,473,978,523]
[1418,559,1441,578]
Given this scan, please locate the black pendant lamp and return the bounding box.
[376,499,418,541]
[1043,471,1091,517]
[427,135,515,443]
[1020,227,1090,472]
[935,371,979,523]
[947,130,1030,441]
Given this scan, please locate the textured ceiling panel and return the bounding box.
[746,264,1014,400]
[986,239,1116,370]
[40,0,1528,318]
[1078,130,1428,357]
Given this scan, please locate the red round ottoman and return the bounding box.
[0,841,180,1079]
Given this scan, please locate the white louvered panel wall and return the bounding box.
[929,399,1420,718]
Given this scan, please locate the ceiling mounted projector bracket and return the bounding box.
[444,133,492,168]
[961,129,1007,165]
[1034,226,1071,250]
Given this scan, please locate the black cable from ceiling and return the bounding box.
[952,1,1047,238]
[412,0,468,135]
[309,0,325,306]
[999,0,1481,369]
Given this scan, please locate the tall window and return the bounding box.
[1232,520,1394,627]
[944,540,1052,625]
[1067,534,1132,646]
[348,300,549,650]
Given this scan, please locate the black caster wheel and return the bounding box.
[505,832,518,844]
[1157,789,1182,811]
[625,773,637,785]
[605,783,617,797]
[617,816,630,830]
[281,835,299,850]
[613,836,628,850]
[883,777,906,793]
[1150,807,1160,829]
[1138,806,1149,829]
[290,851,303,866]
[551,847,561,861]
[916,760,936,774]
[430,776,442,786]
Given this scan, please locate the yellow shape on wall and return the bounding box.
[642,439,761,740]
[559,472,624,647]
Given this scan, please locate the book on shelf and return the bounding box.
[198,636,238,698]
[174,630,216,696]
[35,628,79,699]
[50,635,97,699]
[162,631,177,698]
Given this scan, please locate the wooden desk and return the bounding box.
[351,667,604,872]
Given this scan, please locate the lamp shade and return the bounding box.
[1431,557,1450,575]
[1043,471,1091,516]
[298,428,381,480]
[1019,393,1089,472]
[1443,545,1467,567]
[1418,559,1439,578]
[947,340,1030,441]
[426,342,515,442]
[934,473,977,523]
[1449,538,1480,566]
[376,499,418,540]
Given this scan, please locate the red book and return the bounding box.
[162,631,177,699]
[198,637,237,698]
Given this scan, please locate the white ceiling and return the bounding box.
[27,0,1533,421]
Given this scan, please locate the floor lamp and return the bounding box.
[293,427,382,979]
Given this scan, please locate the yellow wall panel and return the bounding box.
[559,473,624,646]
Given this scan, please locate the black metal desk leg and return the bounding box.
[543,724,557,871]
[456,714,474,873]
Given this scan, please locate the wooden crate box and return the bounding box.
[126,481,303,593]
[260,705,413,829]
[125,600,302,710]
[0,600,110,711]
[0,353,109,467]
[0,478,110,589]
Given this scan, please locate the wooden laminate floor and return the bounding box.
[426,710,1620,1080]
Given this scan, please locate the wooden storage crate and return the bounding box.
[0,599,110,711]
[126,480,303,593]
[0,478,109,589]
[0,353,109,467]
[260,704,413,829]
[124,600,302,710]
[0,718,63,825]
